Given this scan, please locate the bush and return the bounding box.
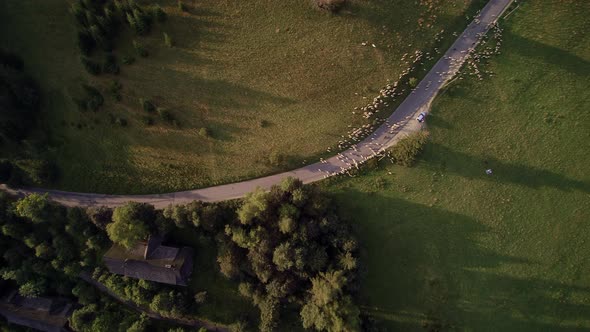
[198,127,210,138]
[163,32,174,47]
[387,130,429,167]
[178,0,188,12]
[157,108,174,123]
[82,84,104,111]
[268,150,285,167]
[140,98,156,113]
[80,56,101,75]
[116,117,128,127]
[408,77,418,88]
[102,54,120,74]
[109,80,122,101]
[132,40,148,57]
[122,55,135,65]
[314,0,347,12]
[259,120,270,128]
[142,116,154,126]
[152,5,167,22]
[77,30,96,55]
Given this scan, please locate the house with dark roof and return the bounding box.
[0,290,73,332]
[103,235,194,286]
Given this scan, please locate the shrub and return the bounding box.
[178,0,189,12]
[268,150,285,167]
[116,117,128,127]
[194,291,207,304]
[132,40,148,57]
[140,98,156,113]
[152,5,167,22]
[408,77,418,88]
[82,84,104,111]
[122,55,135,65]
[77,30,96,55]
[109,80,122,101]
[102,53,120,74]
[198,127,210,138]
[387,130,429,167]
[142,116,154,126]
[314,0,347,12]
[80,56,101,75]
[163,32,174,47]
[157,108,174,123]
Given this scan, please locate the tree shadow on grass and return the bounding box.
[423,143,590,194]
[331,191,590,331]
[504,31,590,77]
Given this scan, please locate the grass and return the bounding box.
[0,0,484,194]
[324,1,590,330]
[167,227,258,325]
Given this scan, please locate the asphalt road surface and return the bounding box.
[0,0,514,208]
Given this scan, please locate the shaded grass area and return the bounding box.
[168,227,258,325]
[0,0,481,193]
[324,1,590,331]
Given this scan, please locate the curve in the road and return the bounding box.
[0,0,514,208]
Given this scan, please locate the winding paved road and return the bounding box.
[0,0,514,208]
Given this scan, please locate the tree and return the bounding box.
[133,40,148,57]
[127,313,150,332]
[87,206,112,230]
[272,242,295,271]
[163,32,174,47]
[194,291,207,304]
[19,279,46,297]
[70,304,98,332]
[217,242,240,279]
[150,292,173,314]
[387,131,429,167]
[258,296,280,332]
[300,271,361,332]
[106,202,153,249]
[14,193,51,223]
[237,188,268,224]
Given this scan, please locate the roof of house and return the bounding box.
[103,235,194,286]
[0,290,73,332]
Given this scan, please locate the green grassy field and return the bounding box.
[0,0,483,193]
[325,1,590,330]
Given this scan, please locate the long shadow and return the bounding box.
[422,143,590,194]
[504,30,590,77]
[331,191,590,331]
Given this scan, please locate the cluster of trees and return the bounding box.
[71,0,165,55]
[213,178,361,331]
[0,177,362,331]
[93,268,194,319]
[121,179,363,331]
[387,130,429,167]
[0,193,108,297]
[0,193,195,331]
[71,0,167,73]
